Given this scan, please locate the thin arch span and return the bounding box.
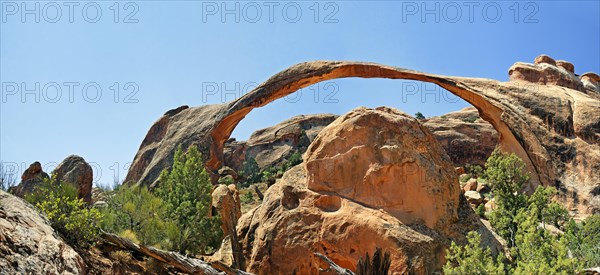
[207,61,544,187]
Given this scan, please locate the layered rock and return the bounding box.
[223,114,337,172]
[11,161,50,198]
[0,190,85,274]
[424,107,499,167]
[508,54,596,93]
[53,155,93,204]
[237,107,499,274]
[126,57,600,214]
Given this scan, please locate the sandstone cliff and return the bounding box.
[125,55,600,214]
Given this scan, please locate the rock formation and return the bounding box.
[211,184,244,269]
[424,107,499,167]
[237,107,499,274]
[53,155,94,204]
[126,55,600,214]
[0,190,85,274]
[11,161,50,198]
[223,114,337,172]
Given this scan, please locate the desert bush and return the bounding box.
[25,180,102,248]
[100,184,169,247]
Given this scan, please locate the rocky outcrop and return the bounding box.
[424,107,499,167]
[223,114,337,172]
[11,161,50,198]
[53,155,93,204]
[305,107,459,229]
[508,54,596,93]
[212,184,244,269]
[0,190,85,274]
[237,107,499,274]
[126,56,600,214]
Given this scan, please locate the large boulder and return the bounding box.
[53,155,93,204]
[0,190,85,274]
[305,107,459,229]
[424,107,499,167]
[11,161,50,198]
[238,107,499,274]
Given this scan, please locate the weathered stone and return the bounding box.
[211,184,243,269]
[305,107,459,229]
[465,191,484,205]
[424,107,499,167]
[463,178,478,192]
[0,190,85,274]
[53,155,93,204]
[12,161,50,198]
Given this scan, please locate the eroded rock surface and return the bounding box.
[424,107,499,167]
[237,107,499,274]
[12,161,50,198]
[305,107,459,229]
[0,190,85,274]
[53,155,93,204]
[223,114,337,172]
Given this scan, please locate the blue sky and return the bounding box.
[1,1,599,186]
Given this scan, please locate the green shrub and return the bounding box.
[443,231,505,274]
[241,191,254,205]
[100,184,169,247]
[485,149,529,248]
[414,112,425,120]
[156,145,222,255]
[25,180,102,248]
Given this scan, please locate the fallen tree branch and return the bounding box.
[314,253,355,275]
[253,185,264,201]
[101,231,253,275]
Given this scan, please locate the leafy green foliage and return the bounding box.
[443,231,505,274]
[466,164,484,179]
[25,180,102,248]
[100,184,169,247]
[239,151,304,187]
[462,116,478,123]
[414,112,425,120]
[512,208,580,274]
[241,190,254,205]
[447,150,589,273]
[156,145,222,255]
[564,215,600,268]
[239,158,261,187]
[485,149,529,248]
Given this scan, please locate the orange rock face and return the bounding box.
[304,107,459,229]
[237,107,499,274]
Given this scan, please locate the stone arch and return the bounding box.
[207,61,545,188]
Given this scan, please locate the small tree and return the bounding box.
[443,231,505,274]
[414,112,425,120]
[156,145,222,255]
[485,149,529,247]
